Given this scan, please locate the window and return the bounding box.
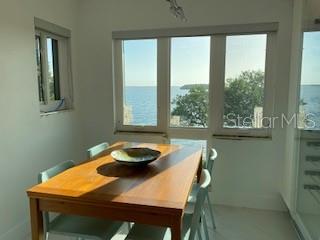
[299,31,320,130]
[122,39,157,126]
[113,24,276,138]
[170,37,210,128]
[223,34,267,129]
[34,18,72,114]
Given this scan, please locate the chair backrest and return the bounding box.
[38,160,75,232]
[188,169,211,240]
[87,142,109,159]
[38,160,75,183]
[206,148,218,175]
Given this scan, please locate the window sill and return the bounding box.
[212,134,272,141]
[114,130,167,137]
[40,109,73,117]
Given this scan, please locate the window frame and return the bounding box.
[113,23,277,138]
[298,27,320,132]
[34,18,73,114]
[113,39,168,133]
[169,36,211,130]
[212,33,276,138]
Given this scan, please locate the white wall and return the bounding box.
[0,0,85,239]
[304,0,320,23]
[77,0,294,211]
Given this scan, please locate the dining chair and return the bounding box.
[124,169,212,240]
[87,142,109,159]
[38,160,123,240]
[87,142,132,231]
[187,148,217,230]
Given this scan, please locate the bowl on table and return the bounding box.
[111,147,161,166]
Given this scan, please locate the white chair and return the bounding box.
[188,148,217,230]
[124,169,212,240]
[87,142,109,159]
[38,160,123,240]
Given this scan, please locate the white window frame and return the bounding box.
[34,18,73,114]
[113,23,278,138]
[113,39,168,133]
[212,33,276,138]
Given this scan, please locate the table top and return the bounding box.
[27,142,202,215]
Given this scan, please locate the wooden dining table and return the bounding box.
[27,142,203,240]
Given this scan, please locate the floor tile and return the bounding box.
[25,205,299,240]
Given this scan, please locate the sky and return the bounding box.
[225,34,266,80]
[47,38,54,77]
[301,31,320,85]
[122,33,320,87]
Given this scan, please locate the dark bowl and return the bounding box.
[111,147,161,166]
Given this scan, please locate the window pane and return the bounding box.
[35,36,45,102]
[47,38,60,101]
[299,32,320,130]
[170,138,207,159]
[123,39,157,126]
[170,37,210,128]
[224,34,267,128]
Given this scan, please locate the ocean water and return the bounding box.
[124,85,320,129]
[124,86,187,126]
[300,85,320,129]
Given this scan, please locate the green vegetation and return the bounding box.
[224,70,264,125]
[171,70,264,127]
[172,86,208,127]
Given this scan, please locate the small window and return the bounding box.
[223,34,267,129]
[34,19,72,114]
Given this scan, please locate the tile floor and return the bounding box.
[32,205,299,240]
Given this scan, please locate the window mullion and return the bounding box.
[113,40,124,131]
[263,33,276,131]
[211,35,226,136]
[157,38,170,134]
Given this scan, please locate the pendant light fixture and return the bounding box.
[166,0,187,21]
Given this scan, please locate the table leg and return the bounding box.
[197,154,203,183]
[29,198,44,240]
[171,217,182,240]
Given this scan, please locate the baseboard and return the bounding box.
[281,195,313,240]
[290,212,313,240]
[212,191,287,211]
[0,218,30,240]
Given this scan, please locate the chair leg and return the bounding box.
[206,192,216,230]
[127,222,131,231]
[197,229,203,240]
[202,212,210,240]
